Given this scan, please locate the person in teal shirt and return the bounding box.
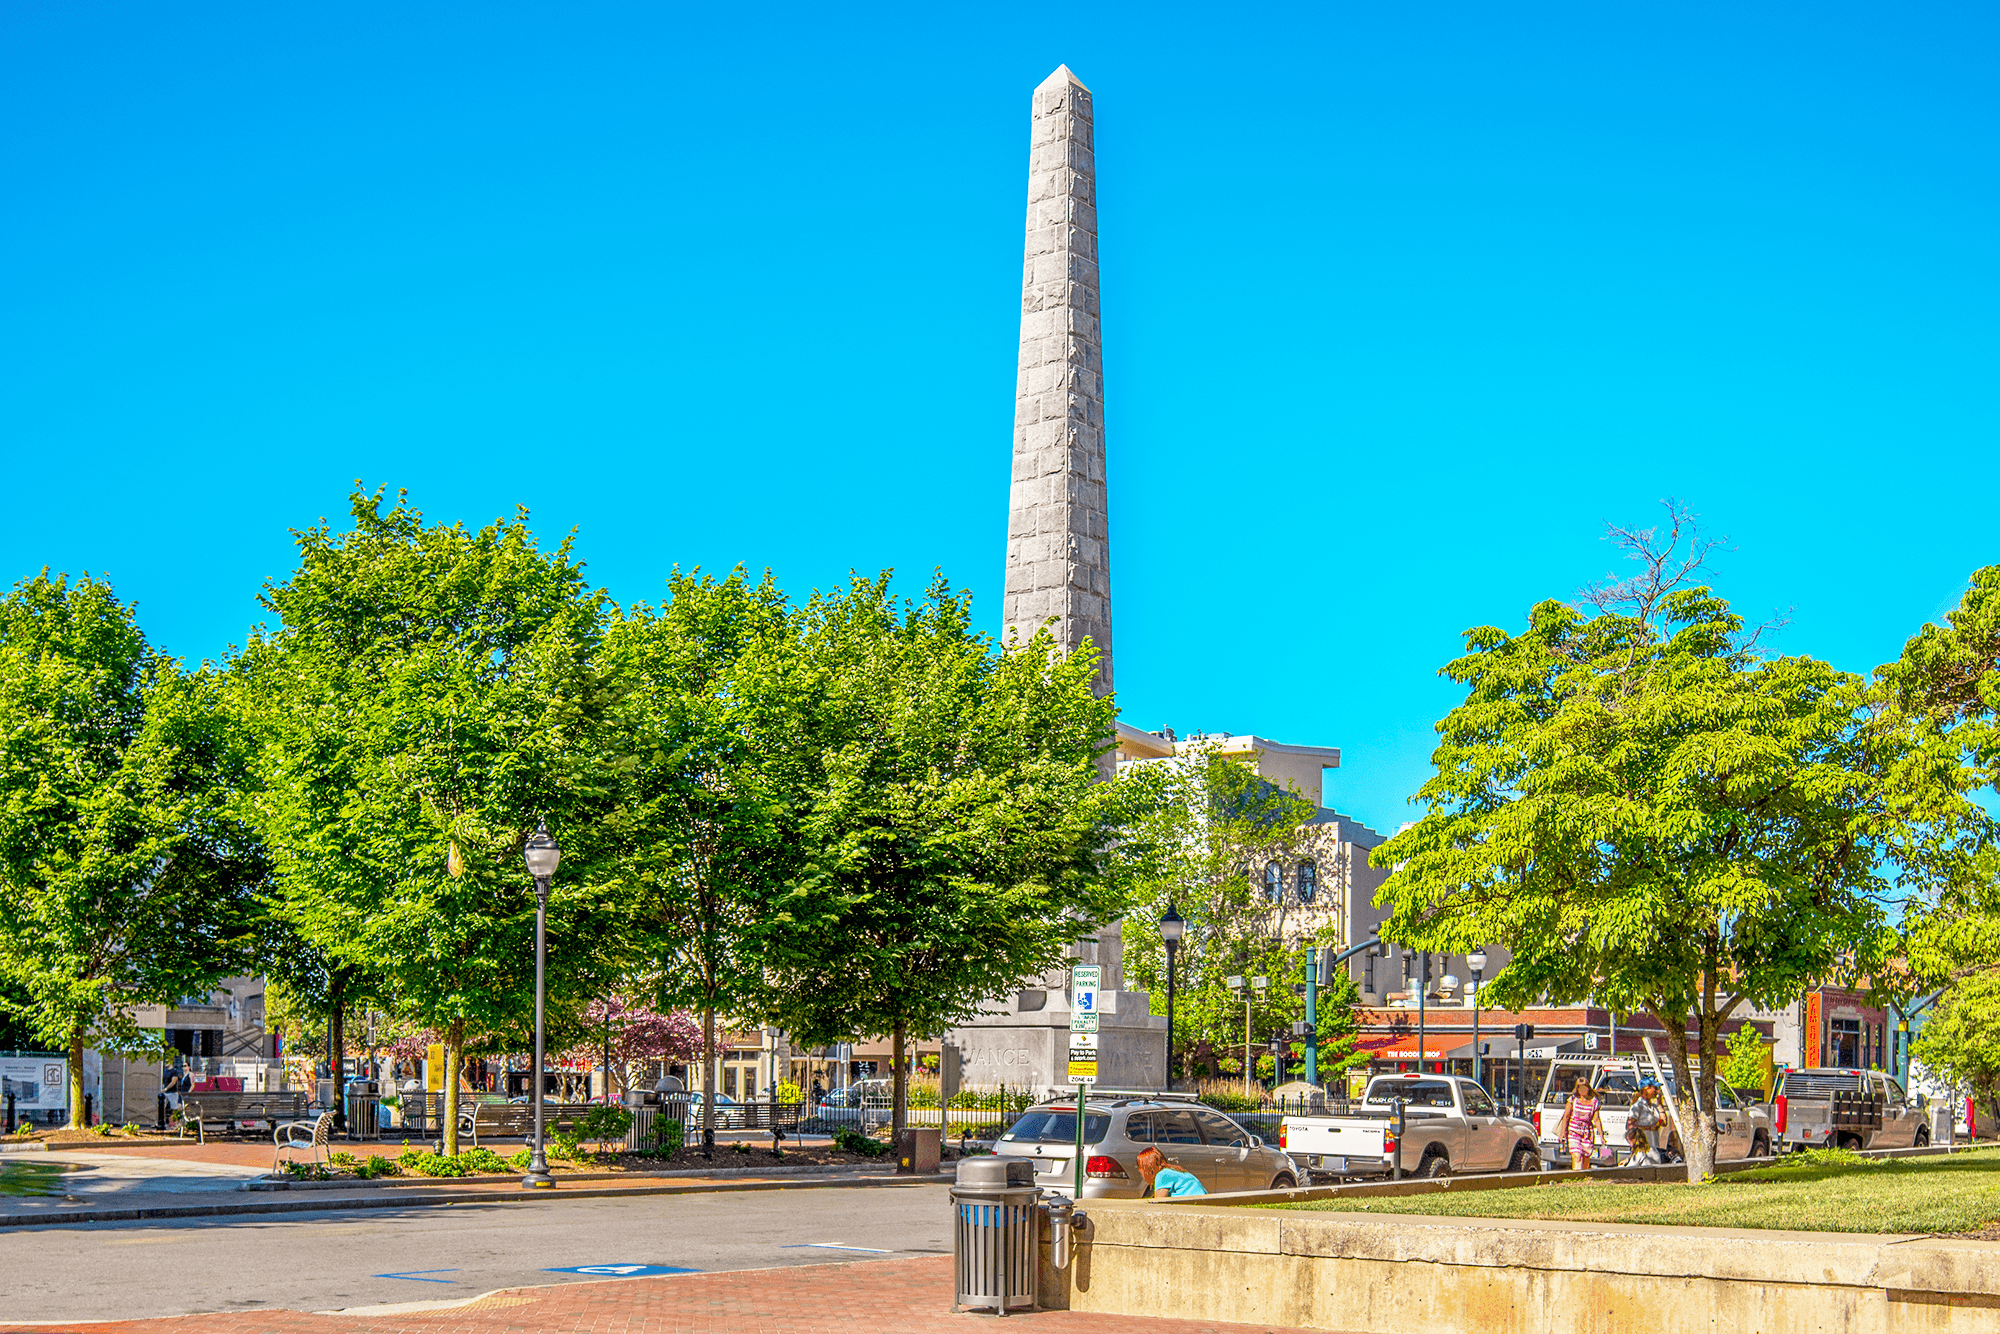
[1137,1146,1207,1198]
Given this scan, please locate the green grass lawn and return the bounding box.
[1268,1148,2000,1235]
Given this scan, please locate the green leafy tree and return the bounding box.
[753,575,1129,1145]
[1720,1023,1769,1097]
[0,574,263,1124]
[1870,566,2000,984]
[235,491,632,1154]
[602,570,790,1151]
[1119,744,1357,1085]
[1373,511,1896,1181]
[1911,969,2000,1128]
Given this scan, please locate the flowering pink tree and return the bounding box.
[560,997,700,1097]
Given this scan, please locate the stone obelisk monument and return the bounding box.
[944,67,1162,1099]
[1003,65,1112,696]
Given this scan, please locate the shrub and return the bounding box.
[328,1151,360,1172]
[775,1080,804,1105]
[457,1147,511,1174]
[653,1117,685,1157]
[507,1148,532,1171]
[577,1103,633,1154]
[396,1149,474,1177]
[833,1128,888,1159]
[731,1140,750,1155]
[1196,1087,1262,1113]
[359,1155,400,1179]
[547,1130,590,1164]
[92,1122,114,1137]
[282,1159,328,1180]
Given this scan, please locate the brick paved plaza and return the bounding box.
[8,1256,1318,1334]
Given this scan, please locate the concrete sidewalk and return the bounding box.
[0,1255,1320,1334]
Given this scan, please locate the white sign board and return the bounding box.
[0,1057,67,1110]
[1068,966,1102,1083]
[1070,965,1100,1015]
[129,1004,167,1028]
[1523,1045,1562,1060]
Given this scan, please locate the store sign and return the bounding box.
[0,1057,67,1109]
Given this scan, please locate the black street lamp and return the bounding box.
[521,822,561,1190]
[1160,904,1184,1091]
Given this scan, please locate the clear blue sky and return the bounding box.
[3,4,1995,835]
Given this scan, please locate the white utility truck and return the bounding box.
[1774,1068,1930,1152]
[1280,1073,1540,1179]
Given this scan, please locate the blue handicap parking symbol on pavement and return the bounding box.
[544,1264,699,1277]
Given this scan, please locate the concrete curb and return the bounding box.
[1173,1141,1984,1207]
[0,1141,51,1154]
[243,1160,908,1191]
[0,1169,953,1230]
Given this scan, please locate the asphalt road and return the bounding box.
[1,1181,955,1323]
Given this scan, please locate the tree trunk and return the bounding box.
[442,1020,463,1156]
[891,1019,908,1151]
[1663,1017,1717,1183]
[328,973,347,1132]
[67,1026,87,1129]
[701,1006,716,1158]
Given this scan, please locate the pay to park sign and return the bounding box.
[1068,965,1100,1084]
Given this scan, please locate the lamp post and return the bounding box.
[1468,950,1488,1089]
[521,823,560,1190]
[1160,904,1184,1091]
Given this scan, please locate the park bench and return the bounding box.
[181,1091,308,1144]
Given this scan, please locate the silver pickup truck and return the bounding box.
[1777,1068,1930,1152]
[1281,1074,1540,1179]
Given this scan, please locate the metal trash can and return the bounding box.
[344,1078,381,1141]
[951,1157,1039,1315]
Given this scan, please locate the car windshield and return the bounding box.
[1003,1111,1112,1145]
[1365,1080,1454,1108]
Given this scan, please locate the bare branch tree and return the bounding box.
[1575,498,1789,651]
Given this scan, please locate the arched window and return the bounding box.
[1263,861,1282,903]
[1296,859,1318,904]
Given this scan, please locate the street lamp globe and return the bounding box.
[1439,973,1461,994]
[1467,949,1488,975]
[1226,975,1245,991]
[1251,976,1269,993]
[1160,904,1185,946]
[524,823,561,881]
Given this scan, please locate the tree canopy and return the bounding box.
[1373,515,1901,1180]
[234,490,633,1151]
[0,573,264,1124]
[752,575,1129,1140]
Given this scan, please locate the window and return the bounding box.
[1194,1109,1247,1147]
[1366,1080,1455,1109]
[1151,1109,1203,1144]
[1296,860,1318,905]
[1123,1114,1154,1143]
[1003,1112,1111,1145]
[1462,1085,1497,1115]
[1715,1086,1738,1110]
[1263,862,1282,903]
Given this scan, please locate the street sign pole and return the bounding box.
[1304,946,1319,1087]
[1068,965,1101,1200]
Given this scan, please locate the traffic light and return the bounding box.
[1513,1023,1535,1042]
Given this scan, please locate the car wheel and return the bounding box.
[1915,1125,1931,1148]
[1837,1133,1864,1152]
[1417,1151,1451,1179]
[1509,1145,1541,1174]
[1269,1172,1297,1191]
[1751,1131,1770,1158]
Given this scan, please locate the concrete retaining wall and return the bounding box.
[1039,1201,2000,1333]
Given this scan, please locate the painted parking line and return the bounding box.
[781,1242,893,1253]
[374,1270,460,1283]
[543,1264,699,1277]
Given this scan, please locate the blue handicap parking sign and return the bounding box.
[544,1264,698,1277]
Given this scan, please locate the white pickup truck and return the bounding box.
[1280,1074,1540,1179]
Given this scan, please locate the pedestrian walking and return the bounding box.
[1558,1076,1605,1171]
